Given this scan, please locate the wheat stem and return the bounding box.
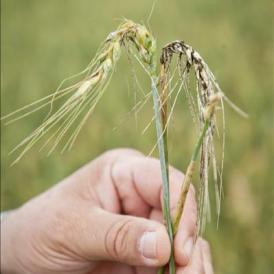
[151,75,175,274]
[172,92,221,234]
[172,119,209,234]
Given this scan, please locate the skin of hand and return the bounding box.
[1,149,214,274]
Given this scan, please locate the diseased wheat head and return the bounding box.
[158,40,247,235]
[1,20,156,165]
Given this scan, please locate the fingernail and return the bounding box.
[184,237,194,259]
[139,232,157,259]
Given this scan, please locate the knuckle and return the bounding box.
[104,219,136,260]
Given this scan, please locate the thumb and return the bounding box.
[81,208,171,267]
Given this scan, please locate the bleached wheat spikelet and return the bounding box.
[1,20,156,165]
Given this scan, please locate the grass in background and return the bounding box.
[1,0,273,273]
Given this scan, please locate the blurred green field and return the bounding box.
[1,0,273,273]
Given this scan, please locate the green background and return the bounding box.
[1,0,273,273]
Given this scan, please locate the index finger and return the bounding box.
[112,154,184,211]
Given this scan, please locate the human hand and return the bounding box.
[1,149,214,274]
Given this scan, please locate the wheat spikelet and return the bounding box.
[159,40,247,235]
[1,20,156,165]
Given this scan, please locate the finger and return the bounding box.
[79,207,171,267]
[111,153,198,266]
[201,239,214,274]
[174,185,197,266]
[177,238,204,274]
[111,155,185,213]
[149,209,163,223]
[65,148,145,216]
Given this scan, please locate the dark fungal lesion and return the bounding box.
[158,40,227,237]
[160,40,211,108]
